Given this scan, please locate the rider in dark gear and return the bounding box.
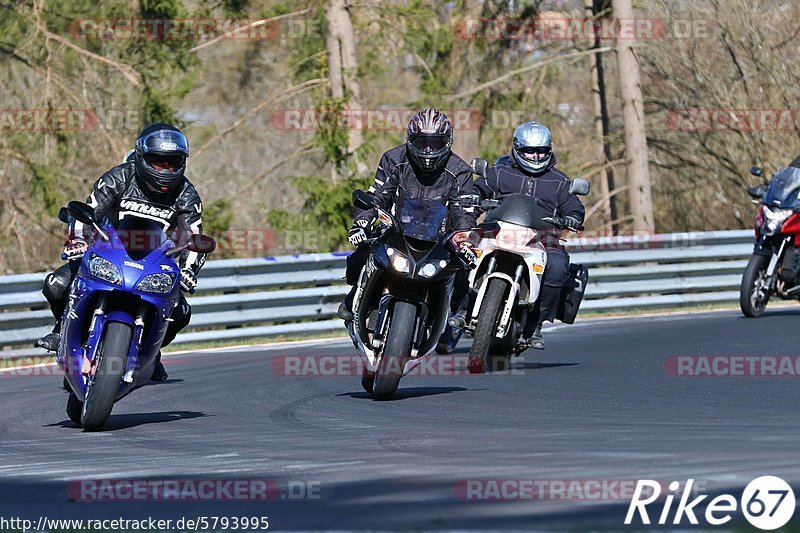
[36,124,206,381]
[338,108,477,321]
[474,121,585,350]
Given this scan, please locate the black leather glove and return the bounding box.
[563,216,582,231]
[348,219,371,246]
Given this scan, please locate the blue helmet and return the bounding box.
[511,121,552,174]
[134,123,189,195]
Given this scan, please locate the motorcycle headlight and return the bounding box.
[137,273,176,293]
[419,262,439,278]
[387,247,410,273]
[763,207,792,231]
[88,254,121,285]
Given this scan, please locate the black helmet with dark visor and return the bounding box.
[134,123,189,195]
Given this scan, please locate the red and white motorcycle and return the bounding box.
[459,158,590,373]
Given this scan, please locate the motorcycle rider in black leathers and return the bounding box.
[474,121,585,350]
[337,108,477,321]
[36,123,206,381]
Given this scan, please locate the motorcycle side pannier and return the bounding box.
[557,264,589,324]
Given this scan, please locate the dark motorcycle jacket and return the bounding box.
[71,161,206,274]
[474,153,585,223]
[355,144,477,232]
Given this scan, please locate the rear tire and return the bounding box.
[81,322,131,431]
[468,279,508,373]
[740,254,771,317]
[66,391,82,425]
[373,301,416,400]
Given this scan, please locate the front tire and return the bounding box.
[81,322,131,430]
[468,278,508,373]
[740,254,771,317]
[373,301,416,400]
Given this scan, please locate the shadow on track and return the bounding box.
[509,361,580,370]
[45,410,207,431]
[60,378,184,392]
[145,378,184,385]
[339,386,485,401]
[750,307,800,318]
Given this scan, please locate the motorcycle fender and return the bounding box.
[520,249,547,304]
[105,310,136,326]
[471,273,517,334]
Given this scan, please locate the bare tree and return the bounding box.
[325,0,366,174]
[586,0,618,233]
[613,0,654,231]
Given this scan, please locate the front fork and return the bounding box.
[765,237,788,276]
[80,298,146,383]
[373,293,428,357]
[760,236,789,296]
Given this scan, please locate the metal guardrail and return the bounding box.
[0,230,755,352]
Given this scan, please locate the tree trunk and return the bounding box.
[586,0,617,234]
[325,0,366,174]
[612,0,654,232]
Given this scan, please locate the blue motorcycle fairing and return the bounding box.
[58,224,181,402]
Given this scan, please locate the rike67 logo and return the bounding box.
[625,477,795,530]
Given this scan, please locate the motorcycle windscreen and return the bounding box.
[399,198,448,242]
[486,194,552,230]
[115,217,170,260]
[764,167,800,209]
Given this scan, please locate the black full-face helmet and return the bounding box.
[406,108,453,175]
[134,123,189,196]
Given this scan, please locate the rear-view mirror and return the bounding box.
[188,234,216,254]
[352,190,376,210]
[67,201,96,225]
[569,178,591,196]
[471,158,488,177]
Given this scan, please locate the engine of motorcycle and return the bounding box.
[778,247,800,285]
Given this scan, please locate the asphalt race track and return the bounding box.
[1,309,799,530]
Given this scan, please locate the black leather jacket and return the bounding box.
[72,161,205,274]
[355,145,476,231]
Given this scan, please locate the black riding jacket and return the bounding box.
[71,161,205,274]
[355,145,476,231]
[474,154,585,223]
